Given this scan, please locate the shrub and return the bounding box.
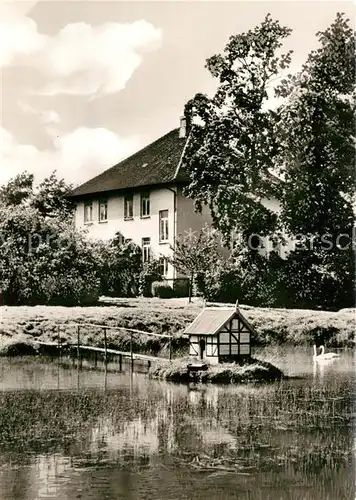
[152,281,175,299]
[42,273,101,306]
[196,252,290,308]
[195,260,242,303]
[0,205,102,306]
[98,234,142,298]
[138,260,163,297]
[0,335,39,356]
[173,278,190,298]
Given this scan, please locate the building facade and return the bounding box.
[69,118,289,288]
[69,119,212,282]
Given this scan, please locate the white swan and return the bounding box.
[313,344,339,361]
[319,345,340,359]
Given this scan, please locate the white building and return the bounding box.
[69,118,288,292]
[69,119,212,289]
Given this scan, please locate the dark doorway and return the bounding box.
[199,338,206,360]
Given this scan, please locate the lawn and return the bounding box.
[0,297,354,357]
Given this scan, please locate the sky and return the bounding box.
[0,0,353,188]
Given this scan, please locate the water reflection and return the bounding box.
[312,357,340,381]
[0,349,354,500]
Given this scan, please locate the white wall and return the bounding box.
[175,191,291,259]
[75,187,176,279]
[74,187,293,287]
[260,197,293,258]
[176,186,213,238]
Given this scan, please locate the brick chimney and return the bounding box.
[179,116,186,139]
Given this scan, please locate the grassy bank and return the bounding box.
[0,298,354,358]
[148,356,284,383]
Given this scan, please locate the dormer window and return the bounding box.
[140,192,150,218]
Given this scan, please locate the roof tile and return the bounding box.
[185,309,236,336]
[69,128,188,198]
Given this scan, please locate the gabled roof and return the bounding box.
[69,128,188,198]
[185,306,258,336]
[185,308,236,336]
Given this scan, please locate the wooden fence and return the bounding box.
[37,322,186,368]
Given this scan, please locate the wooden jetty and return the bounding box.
[34,321,180,370]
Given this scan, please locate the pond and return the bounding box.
[0,347,354,500]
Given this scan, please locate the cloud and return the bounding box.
[18,101,61,125]
[0,5,47,66]
[0,5,162,96]
[42,110,61,124]
[0,126,141,187]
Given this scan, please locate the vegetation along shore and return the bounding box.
[0,298,353,359]
[148,357,284,384]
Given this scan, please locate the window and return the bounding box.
[140,192,150,218]
[124,194,133,220]
[84,202,93,223]
[99,200,108,222]
[219,344,230,355]
[158,256,169,276]
[159,210,169,242]
[219,329,231,356]
[232,318,239,331]
[240,344,250,355]
[142,237,151,263]
[206,336,218,357]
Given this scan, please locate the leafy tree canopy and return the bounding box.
[182,14,293,240]
[0,170,75,220]
[180,13,355,309]
[276,12,355,238]
[0,172,34,206]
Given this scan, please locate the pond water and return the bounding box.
[0,347,354,500]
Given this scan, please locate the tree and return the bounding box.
[168,224,221,302]
[32,171,75,220]
[0,170,75,220]
[180,13,355,309]
[0,173,158,304]
[0,172,34,206]
[0,204,101,305]
[98,232,143,297]
[276,13,355,309]
[181,14,292,242]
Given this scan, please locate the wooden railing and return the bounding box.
[37,322,187,366]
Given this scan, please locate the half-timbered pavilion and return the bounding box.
[185,304,255,364]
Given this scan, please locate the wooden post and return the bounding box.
[104,328,108,364]
[130,332,133,370]
[169,336,172,360]
[57,327,61,360]
[104,362,107,391]
[77,324,80,365]
[188,272,193,303]
[119,353,122,372]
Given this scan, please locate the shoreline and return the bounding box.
[148,356,284,384]
[0,300,353,359]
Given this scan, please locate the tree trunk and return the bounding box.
[188,272,194,303]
